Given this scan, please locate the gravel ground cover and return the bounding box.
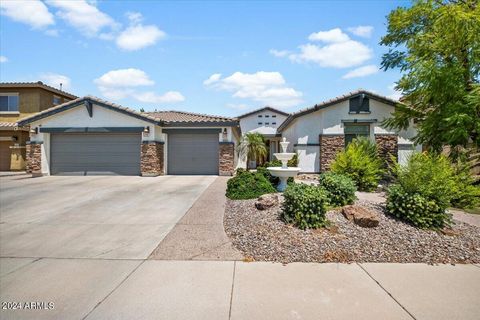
[224,197,480,264]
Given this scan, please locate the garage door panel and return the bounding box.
[168,132,219,175]
[51,133,141,176]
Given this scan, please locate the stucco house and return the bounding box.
[18,96,240,177]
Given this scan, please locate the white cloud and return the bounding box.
[94,68,183,104]
[47,0,117,37]
[387,84,402,100]
[44,29,59,37]
[342,65,378,79]
[308,28,349,43]
[0,56,8,63]
[269,49,290,57]
[227,103,250,111]
[0,0,54,29]
[116,24,166,51]
[347,25,374,38]
[40,73,71,90]
[126,11,143,24]
[204,71,303,108]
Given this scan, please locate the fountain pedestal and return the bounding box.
[267,138,300,191]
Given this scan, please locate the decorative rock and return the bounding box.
[255,194,278,210]
[342,205,379,228]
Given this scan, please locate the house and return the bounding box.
[237,106,289,167]
[278,90,420,172]
[17,96,240,176]
[0,82,77,171]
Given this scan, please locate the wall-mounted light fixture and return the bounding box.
[30,127,38,134]
[222,128,228,141]
[144,126,150,133]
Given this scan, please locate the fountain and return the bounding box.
[267,137,301,191]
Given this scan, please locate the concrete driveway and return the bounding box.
[0,175,216,259]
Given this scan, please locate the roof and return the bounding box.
[277,89,399,132]
[0,122,17,128]
[17,96,238,127]
[0,81,78,100]
[144,110,237,126]
[237,106,289,119]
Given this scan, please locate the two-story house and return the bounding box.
[0,82,77,171]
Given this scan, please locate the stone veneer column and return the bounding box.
[26,142,42,177]
[141,141,164,176]
[219,142,234,176]
[319,134,345,172]
[375,134,398,166]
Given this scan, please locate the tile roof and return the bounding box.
[277,89,399,132]
[144,110,237,124]
[0,122,17,128]
[0,81,78,99]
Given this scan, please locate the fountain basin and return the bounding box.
[273,153,296,162]
[267,166,301,191]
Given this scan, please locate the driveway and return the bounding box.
[0,175,216,259]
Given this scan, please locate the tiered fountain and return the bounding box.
[267,137,301,191]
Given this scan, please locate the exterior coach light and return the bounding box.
[144,126,150,133]
[30,127,38,134]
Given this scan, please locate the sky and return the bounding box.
[0,0,410,116]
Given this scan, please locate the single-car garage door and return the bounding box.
[51,133,141,175]
[168,131,219,175]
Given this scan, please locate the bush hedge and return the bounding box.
[318,172,357,207]
[331,137,384,191]
[226,170,276,200]
[282,183,329,229]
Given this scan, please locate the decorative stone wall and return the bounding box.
[141,141,164,176]
[319,135,345,172]
[26,142,42,176]
[375,134,398,166]
[219,142,234,176]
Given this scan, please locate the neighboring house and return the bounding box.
[237,106,289,167]
[17,96,240,176]
[0,82,77,171]
[278,90,420,172]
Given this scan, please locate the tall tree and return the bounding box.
[237,132,268,170]
[381,0,480,156]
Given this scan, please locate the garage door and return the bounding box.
[51,133,141,175]
[168,131,219,175]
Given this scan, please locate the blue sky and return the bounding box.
[0,0,410,116]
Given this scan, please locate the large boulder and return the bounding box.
[342,205,379,228]
[255,194,278,210]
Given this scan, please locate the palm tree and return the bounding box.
[237,132,268,170]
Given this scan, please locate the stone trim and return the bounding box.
[141,142,164,176]
[375,134,398,166]
[319,134,344,172]
[219,143,234,176]
[26,143,42,177]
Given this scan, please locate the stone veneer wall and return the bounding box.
[319,134,345,172]
[26,142,42,176]
[141,141,164,176]
[375,134,398,166]
[219,142,234,176]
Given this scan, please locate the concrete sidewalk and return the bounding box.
[149,176,243,260]
[1,259,479,320]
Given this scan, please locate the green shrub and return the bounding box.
[281,183,329,229]
[256,166,279,186]
[318,172,357,207]
[386,185,451,229]
[287,153,299,167]
[450,162,480,209]
[331,138,384,191]
[226,170,276,200]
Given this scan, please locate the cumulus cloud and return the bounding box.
[308,28,349,43]
[204,71,303,108]
[40,72,71,90]
[342,65,378,79]
[0,0,54,29]
[347,25,374,38]
[269,49,290,57]
[94,68,183,104]
[226,103,250,111]
[47,0,118,37]
[115,12,166,51]
[0,56,8,63]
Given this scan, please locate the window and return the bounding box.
[349,95,370,113]
[344,124,369,146]
[258,115,263,118]
[53,95,61,106]
[272,115,276,118]
[265,122,270,125]
[265,115,269,118]
[272,122,277,125]
[0,94,19,112]
[258,122,263,125]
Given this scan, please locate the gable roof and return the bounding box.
[0,81,78,100]
[237,106,289,119]
[277,89,399,132]
[17,96,239,127]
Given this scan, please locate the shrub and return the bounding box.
[386,185,451,229]
[226,170,276,200]
[256,166,279,186]
[287,153,299,167]
[450,162,480,209]
[331,137,384,191]
[318,172,357,207]
[282,183,329,229]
